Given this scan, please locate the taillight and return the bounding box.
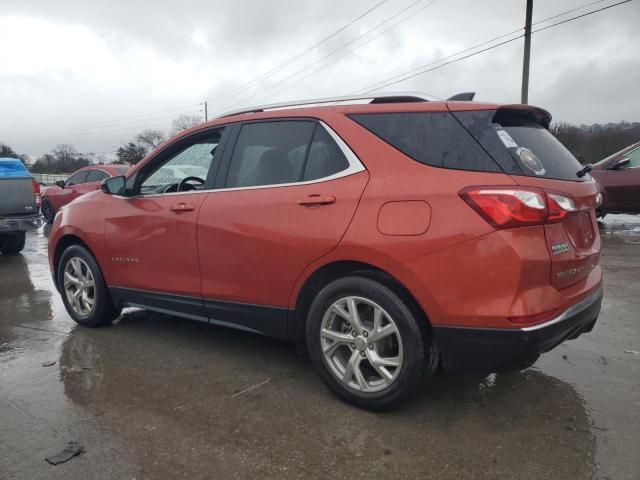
[460,186,577,229]
[32,180,41,208]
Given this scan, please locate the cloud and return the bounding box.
[0,0,638,157]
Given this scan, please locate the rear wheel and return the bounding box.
[58,244,120,327]
[0,231,26,255]
[41,197,56,224]
[306,276,432,410]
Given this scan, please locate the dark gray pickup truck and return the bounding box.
[0,158,42,255]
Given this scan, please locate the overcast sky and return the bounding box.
[1,0,638,159]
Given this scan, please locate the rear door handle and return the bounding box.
[297,194,336,206]
[170,202,195,212]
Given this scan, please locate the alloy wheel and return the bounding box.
[63,257,96,317]
[320,296,403,393]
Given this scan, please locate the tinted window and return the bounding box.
[66,170,89,186]
[86,170,109,182]
[454,110,588,182]
[303,126,349,181]
[349,112,501,172]
[226,121,316,188]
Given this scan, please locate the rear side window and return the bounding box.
[303,126,349,181]
[454,110,588,182]
[225,121,350,188]
[66,170,89,186]
[86,170,109,182]
[349,112,501,172]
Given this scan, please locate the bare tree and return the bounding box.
[171,114,201,135]
[136,129,166,150]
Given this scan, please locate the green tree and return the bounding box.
[115,142,147,165]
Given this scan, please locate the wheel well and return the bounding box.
[52,235,92,289]
[292,261,431,341]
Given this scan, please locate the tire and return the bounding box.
[0,231,26,255]
[306,276,433,411]
[57,244,120,327]
[41,197,56,224]
[595,207,606,219]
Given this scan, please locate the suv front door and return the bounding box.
[197,120,369,337]
[103,127,228,319]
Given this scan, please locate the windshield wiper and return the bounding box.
[576,163,593,178]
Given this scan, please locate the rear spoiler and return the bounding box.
[494,104,552,129]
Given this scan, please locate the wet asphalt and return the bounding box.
[1,218,639,480]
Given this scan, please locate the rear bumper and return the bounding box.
[433,286,603,372]
[0,214,43,232]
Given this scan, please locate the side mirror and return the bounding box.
[55,180,65,188]
[100,175,126,195]
[611,157,630,170]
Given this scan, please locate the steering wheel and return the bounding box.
[177,176,205,192]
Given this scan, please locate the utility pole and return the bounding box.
[521,0,533,104]
[204,101,208,122]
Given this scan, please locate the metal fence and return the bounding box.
[32,173,70,186]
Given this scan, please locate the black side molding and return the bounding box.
[109,286,291,340]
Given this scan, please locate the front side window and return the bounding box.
[140,129,223,195]
[66,170,89,186]
[225,121,350,188]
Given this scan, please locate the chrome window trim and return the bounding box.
[123,121,365,199]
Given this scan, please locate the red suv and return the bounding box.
[48,93,603,409]
[41,165,130,223]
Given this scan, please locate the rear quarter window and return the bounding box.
[349,112,501,172]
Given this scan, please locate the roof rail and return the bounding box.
[218,91,437,118]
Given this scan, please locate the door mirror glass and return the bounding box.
[55,180,65,188]
[101,175,126,195]
[611,157,630,170]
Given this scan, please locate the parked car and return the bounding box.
[48,93,603,409]
[590,141,640,217]
[40,165,130,223]
[0,158,42,255]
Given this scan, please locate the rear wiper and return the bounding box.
[576,163,593,178]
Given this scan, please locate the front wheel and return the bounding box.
[306,276,433,410]
[57,244,120,327]
[0,231,26,255]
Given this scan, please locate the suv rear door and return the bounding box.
[453,106,601,290]
[197,119,368,337]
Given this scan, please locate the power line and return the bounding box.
[352,0,613,94]
[210,0,392,105]
[212,0,438,116]
[355,0,631,94]
[255,0,442,105]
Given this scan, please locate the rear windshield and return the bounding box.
[453,110,588,182]
[0,158,30,178]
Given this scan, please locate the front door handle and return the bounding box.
[297,194,336,206]
[170,202,195,212]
